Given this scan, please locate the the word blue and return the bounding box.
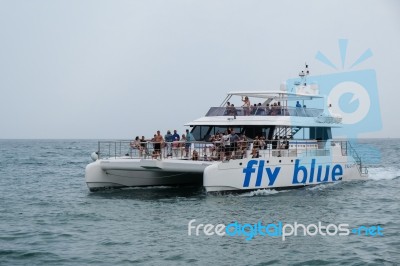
[292,159,343,184]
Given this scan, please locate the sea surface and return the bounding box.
[0,139,399,265]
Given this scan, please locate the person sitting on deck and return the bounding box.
[251,148,260,158]
[226,103,237,118]
[279,136,285,149]
[152,150,159,159]
[253,136,260,150]
[236,135,248,159]
[270,103,278,116]
[192,150,199,161]
[277,102,282,115]
[250,104,257,115]
[256,103,264,115]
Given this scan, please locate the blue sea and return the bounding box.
[0,139,399,265]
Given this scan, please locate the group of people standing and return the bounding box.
[206,129,249,161]
[129,128,291,161]
[129,129,194,159]
[226,96,291,116]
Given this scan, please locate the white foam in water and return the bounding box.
[240,189,281,197]
[306,182,338,191]
[121,186,175,190]
[367,167,400,181]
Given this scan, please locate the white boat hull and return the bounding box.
[85,158,213,191]
[86,156,367,192]
[204,156,367,192]
[85,142,368,192]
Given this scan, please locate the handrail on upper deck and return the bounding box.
[205,106,323,117]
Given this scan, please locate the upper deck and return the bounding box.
[225,91,324,101]
[213,90,325,118]
[186,90,341,127]
[205,106,323,118]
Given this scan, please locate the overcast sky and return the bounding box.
[0,0,399,139]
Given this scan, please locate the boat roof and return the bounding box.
[185,116,342,128]
[227,91,324,100]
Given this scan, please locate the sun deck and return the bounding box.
[203,90,328,118]
[205,106,323,117]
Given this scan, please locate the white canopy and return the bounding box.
[227,91,323,101]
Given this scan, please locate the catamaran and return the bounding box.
[85,66,368,192]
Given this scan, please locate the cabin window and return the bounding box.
[190,126,245,141]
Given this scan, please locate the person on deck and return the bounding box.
[230,130,239,158]
[140,136,148,155]
[129,136,143,157]
[185,129,194,157]
[242,96,251,116]
[154,130,164,158]
[172,130,180,141]
[164,130,174,157]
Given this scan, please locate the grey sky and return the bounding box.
[0,0,399,139]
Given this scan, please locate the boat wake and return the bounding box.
[240,189,284,197]
[120,186,176,190]
[367,167,400,181]
[306,182,339,191]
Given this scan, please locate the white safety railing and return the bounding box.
[96,140,358,162]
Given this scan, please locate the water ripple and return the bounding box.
[0,139,399,264]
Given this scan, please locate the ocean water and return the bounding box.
[0,139,399,265]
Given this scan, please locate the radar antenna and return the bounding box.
[298,63,310,86]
